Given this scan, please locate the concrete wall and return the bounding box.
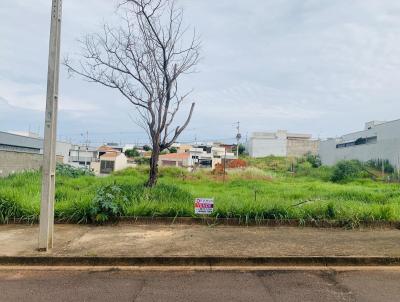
[56,141,72,164]
[319,119,400,168]
[248,131,287,158]
[287,139,320,157]
[114,153,129,171]
[0,150,42,177]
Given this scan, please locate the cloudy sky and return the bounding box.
[1,0,400,145]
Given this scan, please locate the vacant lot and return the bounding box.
[1,157,400,224]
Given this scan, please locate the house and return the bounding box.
[319,120,400,168]
[158,152,192,168]
[90,146,132,174]
[0,131,71,177]
[247,130,319,158]
[158,145,236,170]
[171,143,193,154]
[68,145,98,169]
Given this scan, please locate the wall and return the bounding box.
[56,141,72,164]
[319,120,400,168]
[114,153,129,171]
[248,132,287,158]
[0,150,42,177]
[287,139,320,157]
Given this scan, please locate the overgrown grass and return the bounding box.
[1,163,400,224]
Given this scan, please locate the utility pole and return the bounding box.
[235,121,241,158]
[38,0,63,251]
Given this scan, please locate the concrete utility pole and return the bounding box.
[38,0,63,251]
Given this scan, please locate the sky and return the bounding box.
[1,0,400,145]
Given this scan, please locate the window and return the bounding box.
[0,144,40,154]
[100,160,115,174]
[336,136,377,149]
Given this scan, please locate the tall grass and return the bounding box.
[0,165,400,224]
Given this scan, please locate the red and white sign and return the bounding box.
[195,198,214,215]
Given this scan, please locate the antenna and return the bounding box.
[235,121,241,158]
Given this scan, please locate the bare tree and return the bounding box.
[64,0,200,187]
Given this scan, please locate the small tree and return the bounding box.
[125,148,140,158]
[142,145,152,152]
[169,147,178,153]
[65,0,200,187]
[238,144,246,156]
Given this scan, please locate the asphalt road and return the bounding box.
[1,268,400,302]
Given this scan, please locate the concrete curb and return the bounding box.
[6,217,400,229]
[1,256,399,267]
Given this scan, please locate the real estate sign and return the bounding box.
[195,198,214,215]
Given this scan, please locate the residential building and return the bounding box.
[68,145,99,169]
[319,120,400,168]
[159,153,192,168]
[247,130,319,158]
[103,143,124,153]
[171,143,193,154]
[91,146,132,174]
[158,145,236,170]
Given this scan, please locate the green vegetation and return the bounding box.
[367,159,395,174]
[56,163,94,178]
[124,148,140,158]
[330,160,364,183]
[169,147,178,154]
[1,157,400,225]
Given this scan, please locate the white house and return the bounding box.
[247,130,319,158]
[319,120,400,168]
[158,145,236,170]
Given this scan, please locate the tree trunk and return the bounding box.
[147,146,160,187]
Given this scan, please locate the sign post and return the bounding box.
[195,198,214,215]
[38,0,63,251]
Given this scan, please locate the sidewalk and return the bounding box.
[1,224,399,258]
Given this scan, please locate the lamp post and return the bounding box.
[38,0,63,251]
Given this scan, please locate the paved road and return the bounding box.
[1,268,400,301]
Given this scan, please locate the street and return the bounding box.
[1,268,400,301]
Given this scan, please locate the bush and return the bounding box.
[304,153,322,168]
[169,147,178,154]
[56,163,94,178]
[90,184,128,222]
[125,148,140,158]
[330,160,364,183]
[366,159,395,174]
[135,157,150,165]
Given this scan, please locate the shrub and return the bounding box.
[304,153,322,168]
[331,160,364,183]
[56,163,94,178]
[135,157,150,165]
[366,159,395,174]
[169,147,178,154]
[90,184,128,222]
[125,148,140,158]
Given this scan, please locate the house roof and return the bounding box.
[100,151,120,159]
[159,152,190,161]
[98,145,119,152]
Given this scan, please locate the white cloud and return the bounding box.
[0,80,99,112]
[2,0,400,142]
